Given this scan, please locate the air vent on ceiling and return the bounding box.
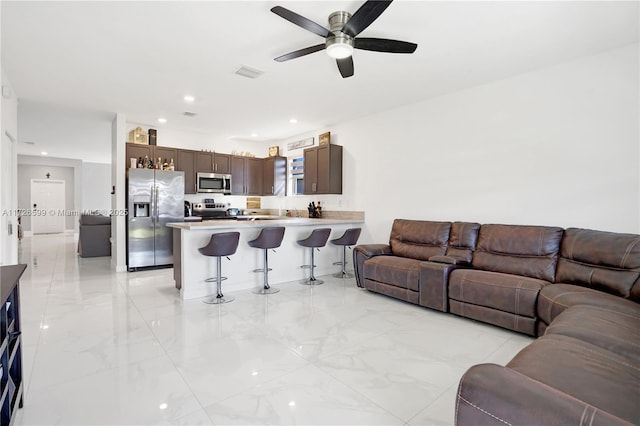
[183,111,197,117]
[22,141,35,145]
[234,65,264,79]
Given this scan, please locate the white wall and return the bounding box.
[17,161,77,232]
[17,155,83,232]
[264,44,639,243]
[0,66,20,265]
[81,162,111,211]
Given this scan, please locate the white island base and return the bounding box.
[168,218,364,300]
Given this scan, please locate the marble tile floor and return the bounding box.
[14,233,533,425]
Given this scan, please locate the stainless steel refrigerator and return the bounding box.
[127,169,184,271]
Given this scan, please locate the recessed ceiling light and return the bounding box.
[158,118,167,123]
[184,95,195,102]
[41,151,48,155]
[251,133,258,137]
[289,118,297,124]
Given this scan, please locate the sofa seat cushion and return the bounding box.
[506,334,640,425]
[538,283,640,325]
[449,269,547,318]
[363,256,420,291]
[544,305,640,362]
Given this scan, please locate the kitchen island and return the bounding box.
[168,217,364,300]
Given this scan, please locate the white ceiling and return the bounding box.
[2,1,638,163]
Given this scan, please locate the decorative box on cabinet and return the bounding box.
[304,144,342,194]
[0,264,26,426]
[262,156,286,196]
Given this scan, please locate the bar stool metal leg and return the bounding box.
[252,249,280,294]
[332,245,354,278]
[203,256,235,304]
[300,247,324,285]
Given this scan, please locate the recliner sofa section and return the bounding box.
[354,220,479,310]
[448,223,564,336]
[353,219,640,425]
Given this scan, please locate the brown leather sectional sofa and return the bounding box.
[353,219,640,425]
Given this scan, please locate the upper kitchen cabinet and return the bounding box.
[231,156,263,195]
[304,144,342,194]
[195,152,214,173]
[195,152,230,174]
[213,153,231,174]
[177,149,197,194]
[263,156,286,196]
[153,146,178,166]
[125,143,152,168]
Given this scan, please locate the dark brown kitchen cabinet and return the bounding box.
[125,143,152,168]
[0,264,26,426]
[213,153,231,174]
[177,149,197,194]
[197,152,230,174]
[304,144,342,194]
[196,152,214,173]
[153,147,178,167]
[262,156,286,196]
[231,156,263,195]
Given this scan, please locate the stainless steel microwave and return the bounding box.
[197,172,231,194]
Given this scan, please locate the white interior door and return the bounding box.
[31,179,66,234]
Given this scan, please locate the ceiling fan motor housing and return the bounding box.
[326,11,354,57]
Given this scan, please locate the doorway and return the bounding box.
[30,179,66,234]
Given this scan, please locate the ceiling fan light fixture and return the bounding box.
[326,35,354,59]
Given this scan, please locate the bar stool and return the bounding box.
[297,228,331,285]
[198,232,240,304]
[248,227,286,295]
[331,228,362,279]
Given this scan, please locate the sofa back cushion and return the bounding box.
[389,219,451,261]
[556,228,640,301]
[445,222,481,262]
[472,224,563,281]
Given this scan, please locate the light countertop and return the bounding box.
[167,217,363,230]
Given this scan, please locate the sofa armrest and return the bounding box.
[428,255,471,266]
[419,261,464,312]
[353,244,392,288]
[456,364,630,426]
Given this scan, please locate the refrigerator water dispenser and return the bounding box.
[134,203,150,217]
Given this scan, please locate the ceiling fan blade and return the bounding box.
[274,44,325,62]
[337,57,354,78]
[271,6,332,38]
[354,38,417,54]
[341,0,393,38]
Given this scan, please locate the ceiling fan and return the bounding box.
[271,0,418,78]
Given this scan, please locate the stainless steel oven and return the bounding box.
[197,172,231,194]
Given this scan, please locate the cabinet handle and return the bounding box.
[272,186,274,194]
